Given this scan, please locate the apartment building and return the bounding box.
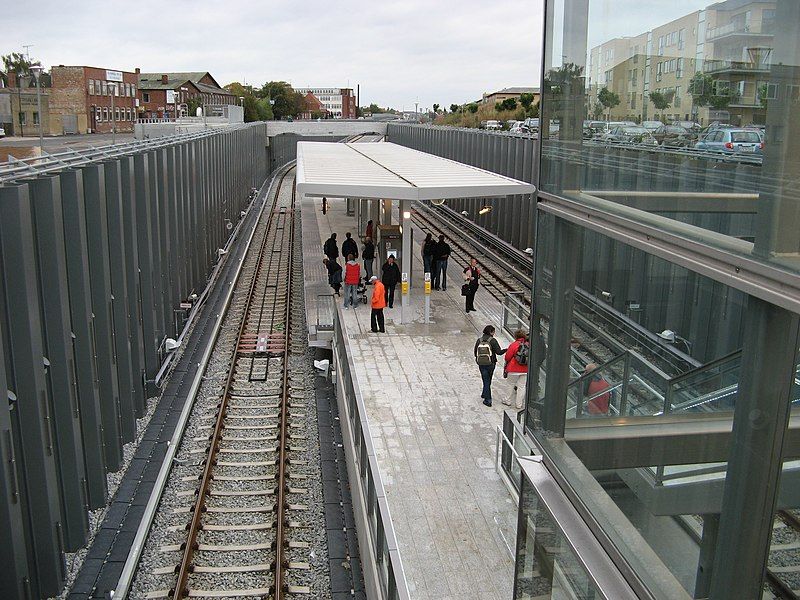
[294,87,356,118]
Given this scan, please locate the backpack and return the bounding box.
[514,341,529,365]
[476,338,493,366]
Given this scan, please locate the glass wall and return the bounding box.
[517,1,800,599]
[538,0,800,279]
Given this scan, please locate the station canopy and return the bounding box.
[295,141,536,200]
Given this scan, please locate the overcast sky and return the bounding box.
[5,0,545,110]
[6,0,717,109]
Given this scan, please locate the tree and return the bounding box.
[648,90,673,120]
[758,84,770,110]
[519,93,535,111]
[186,96,204,116]
[591,102,604,120]
[432,103,440,113]
[467,103,479,114]
[688,72,739,113]
[1,52,42,86]
[500,97,518,111]
[258,81,303,119]
[598,87,620,119]
[450,103,460,113]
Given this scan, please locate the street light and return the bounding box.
[658,329,692,355]
[108,82,117,145]
[30,66,44,155]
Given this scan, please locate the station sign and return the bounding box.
[106,70,124,82]
[424,272,431,294]
[401,272,409,294]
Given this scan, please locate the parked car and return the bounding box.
[673,120,701,132]
[0,126,5,138]
[505,120,521,130]
[652,125,696,147]
[524,118,540,130]
[603,125,658,145]
[485,120,502,130]
[694,128,763,155]
[509,122,532,135]
[641,120,663,131]
[583,120,608,139]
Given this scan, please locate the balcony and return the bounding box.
[706,20,775,42]
[702,59,771,75]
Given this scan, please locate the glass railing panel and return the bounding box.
[666,352,741,414]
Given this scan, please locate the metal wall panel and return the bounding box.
[28,175,90,551]
[103,160,137,442]
[81,164,124,469]
[0,184,65,598]
[59,169,108,507]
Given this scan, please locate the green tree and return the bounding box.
[500,97,518,111]
[186,96,204,116]
[687,72,738,112]
[1,52,42,86]
[256,97,274,120]
[591,102,604,120]
[598,87,620,119]
[432,103,440,113]
[495,101,503,112]
[467,103,479,114]
[648,90,674,120]
[758,84,770,109]
[519,93,535,111]
[257,81,303,119]
[450,103,460,113]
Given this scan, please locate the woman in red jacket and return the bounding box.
[503,330,529,409]
[343,254,361,309]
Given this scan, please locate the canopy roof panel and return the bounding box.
[295,141,535,200]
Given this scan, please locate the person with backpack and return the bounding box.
[474,325,507,407]
[341,232,359,260]
[463,258,481,313]
[381,255,401,308]
[323,233,339,261]
[583,363,612,415]
[323,257,342,296]
[343,254,361,309]
[504,330,535,409]
[422,233,435,274]
[362,236,376,282]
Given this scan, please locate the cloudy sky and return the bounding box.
[5,0,545,110]
[5,0,714,109]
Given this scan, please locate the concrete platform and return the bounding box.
[302,195,519,600]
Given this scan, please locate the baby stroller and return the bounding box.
[357,277,369,305]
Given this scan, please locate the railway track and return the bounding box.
[129,166,323,599]
[766,510,800,599]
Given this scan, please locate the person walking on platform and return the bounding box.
[342,232,359,260]
[323,232,339,261]
[503,330,532,409]
[474,325,506,407]
[323,257,342,296]
[432,234,450,290]
[322,196,328,215]
[365,219,374,241]
[370,276,386,333]
[343,254,361,309]
[381,255,401,308]
[462,258,481,313]
[422,233,435,274]
[363,236,376,282]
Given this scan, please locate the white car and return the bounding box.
[0,126,5,138]
[485,120,501,130]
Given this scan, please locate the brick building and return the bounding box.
[294,87,356,118]
[300,91,326,119]
[137,74,203,119]
[138,72,236,118]
[49,65,139,134]
[0,73,51,136]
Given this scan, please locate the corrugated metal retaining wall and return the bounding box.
[0,123,274,599]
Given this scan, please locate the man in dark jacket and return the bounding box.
[474,325,507,407]
[432,234,451,290]
[323,233,339,261]
[362,236,376,282]
[422,233,435,273]
[341,232,358,260]
[381,255,401,308]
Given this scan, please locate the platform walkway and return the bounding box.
[302,196,519,600]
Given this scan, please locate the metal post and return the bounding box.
[32,68,44,154]
[709,297,800,599]
[111,83,116,145]
[540,217,581,435]
[694,514,719,599]
[400,200,410,325]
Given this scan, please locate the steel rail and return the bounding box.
[273,175,297,599]
[171,167,292,598]
[113,162,293,599]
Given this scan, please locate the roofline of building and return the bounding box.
[51,65,140,73]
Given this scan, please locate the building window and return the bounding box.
[115,107,120,121]
[88,79,95,95]
[143,92,150,103]
[132,84,136,98]
[678,28,685,50]
[18,112,26,126]
[101,80,108,95]
[32,111,39,125]
[103,107,109,121]
[676,58,684,78]
[128,107,133,121]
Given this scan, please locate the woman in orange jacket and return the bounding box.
[370,276,386,333]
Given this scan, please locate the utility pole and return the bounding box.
[22,44,34,60]
[31,66,43,154]
[109,82,116,144]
